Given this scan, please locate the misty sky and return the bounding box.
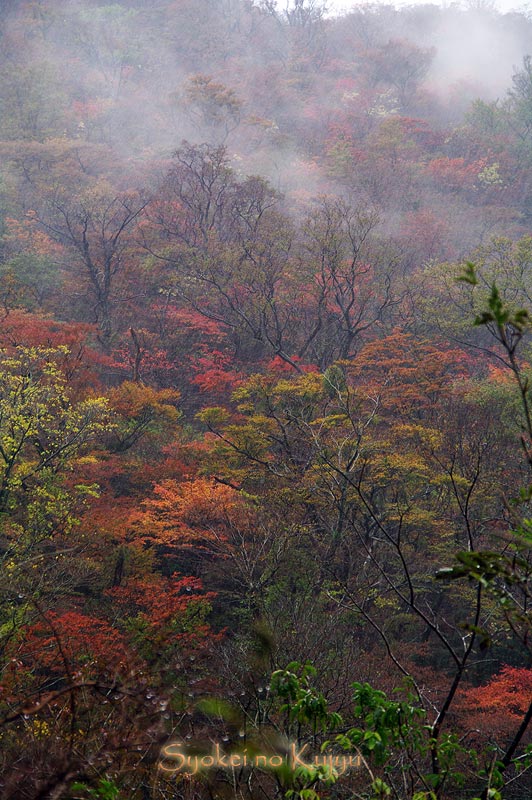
[326,0,531,15]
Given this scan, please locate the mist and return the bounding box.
[2,0,532,267]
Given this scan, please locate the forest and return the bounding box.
[4,1,532,798]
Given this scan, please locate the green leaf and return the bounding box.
[457,261,479,285]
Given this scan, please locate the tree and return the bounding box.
[506,55,532,147]
[0,61,68,141]
[182,74,243,143]
[363,39,434,109]
[106,381,181,453]
[195,332,532,798]
[144,142,302,368]
[297,197,398,366]
[0,344,110,517]
[36,179,148,350]
[0,213,64,311]
[422,263,532,798]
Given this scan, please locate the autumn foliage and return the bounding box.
[4,2,532,799]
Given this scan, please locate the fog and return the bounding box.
[2,0,532,257]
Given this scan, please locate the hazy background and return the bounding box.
[326,0,531,14]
